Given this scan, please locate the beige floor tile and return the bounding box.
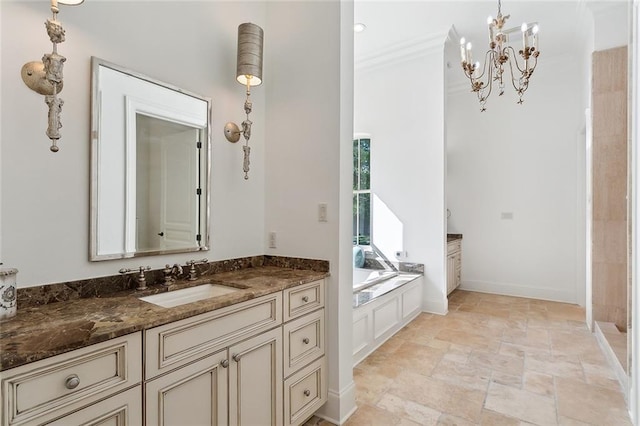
[389,371,485,423]
[434,328,497,351]
[437,413,477,426]
[550,330,602,356]
[484,382,557,425]
[555,377,632,425]
[479,409,521,425]
[582,362,623,391]
[523,371,554,397]
[557,415,593,425]
[344,404,400,426]
[353,367,393,405]
[502,328,550,349]
[348,291,632,426]
[491,370,523,388]
[394,341,447,376]
[525,352,585,380]
[432,358,491,391]
[376,393,441,425]
[468,349,524,376]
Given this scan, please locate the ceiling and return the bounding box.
[354,0,627,73]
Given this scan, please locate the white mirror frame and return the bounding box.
[90,57,212,261]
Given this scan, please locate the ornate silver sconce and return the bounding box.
[224,22,264,180]
[21,0,84,152]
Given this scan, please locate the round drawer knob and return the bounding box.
[65,375,80,390]
[303,337,310,345]
[302,296,309,303]
[221,359,229,368]
[303,389,311,397]
[232,354,242,362]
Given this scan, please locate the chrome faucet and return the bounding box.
[119,266,152,291]
[186,259,208,280]
[162,264,184,285]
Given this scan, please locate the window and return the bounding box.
[353,137,371,245]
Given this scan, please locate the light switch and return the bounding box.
[318,203,328,222]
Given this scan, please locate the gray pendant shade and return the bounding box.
[236,23,263,86]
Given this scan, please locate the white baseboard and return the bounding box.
[315,381,357,425]
[594,322,629,397]
[422,298,447,315]
[460,280,576,303]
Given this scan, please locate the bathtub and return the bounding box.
[352,268,399,292]
[352,271,423,366]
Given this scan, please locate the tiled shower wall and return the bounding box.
[592,45,629,332]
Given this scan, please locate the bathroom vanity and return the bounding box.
[0,264,327,426]
[446,234,463,295]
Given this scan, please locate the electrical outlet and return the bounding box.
[268,231,277,248]
[318,203,328,222]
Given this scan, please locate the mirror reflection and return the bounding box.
[90,57,211,261]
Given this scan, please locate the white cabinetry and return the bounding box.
[1,279,327,426]
[282,280,327,426]
[229,327,283,425]
[144,292,283,426]
[447,238,462,295]
[1,333,142,426]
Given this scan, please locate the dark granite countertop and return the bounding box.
[0,266,328,371]
[447,233,463,242]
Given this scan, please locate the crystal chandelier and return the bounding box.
[459,0,540,111]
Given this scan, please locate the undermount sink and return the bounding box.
[139,283,240,308]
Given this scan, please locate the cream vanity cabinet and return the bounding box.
[144,292,284,425]
[145,278,327,426]
[447,238,462,294]
[1,279,327,426]
[1,333,143,426]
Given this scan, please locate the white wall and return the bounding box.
[2,0,355,422]
[1,1,267,286]
[446,53,587,304]
[354,35,448,315]
[264,2,356,422]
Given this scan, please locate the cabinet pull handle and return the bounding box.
[303,337,310,344]
[303,389,311,397]
[221,359,229,368]
[302,296,309,303]
[65,374,80,390]
[232,354,241,362]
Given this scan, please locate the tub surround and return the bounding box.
[352,273,421,308]
[1,256,328,371]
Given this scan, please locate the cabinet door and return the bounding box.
[47,386,142,426]
[447,254,456,294]
[229,327,283,426]
[145,349,228,426]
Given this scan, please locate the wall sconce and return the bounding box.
[224,22,264,180]
[21,0,84,152]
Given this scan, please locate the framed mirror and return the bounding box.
[90,57,211,261]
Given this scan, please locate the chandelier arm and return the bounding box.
[505,51,524,94]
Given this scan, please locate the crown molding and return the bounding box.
[355,31,449,73]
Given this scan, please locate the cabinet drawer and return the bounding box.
[145,292,282,378]
[284,357,327,426]
[283,309,325,377]
[284,280,324,321]
[1,332,142,426]
[47,385,142,426]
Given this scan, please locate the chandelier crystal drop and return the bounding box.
[459,0,540,112]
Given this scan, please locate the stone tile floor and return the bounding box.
[309,290,633,426]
